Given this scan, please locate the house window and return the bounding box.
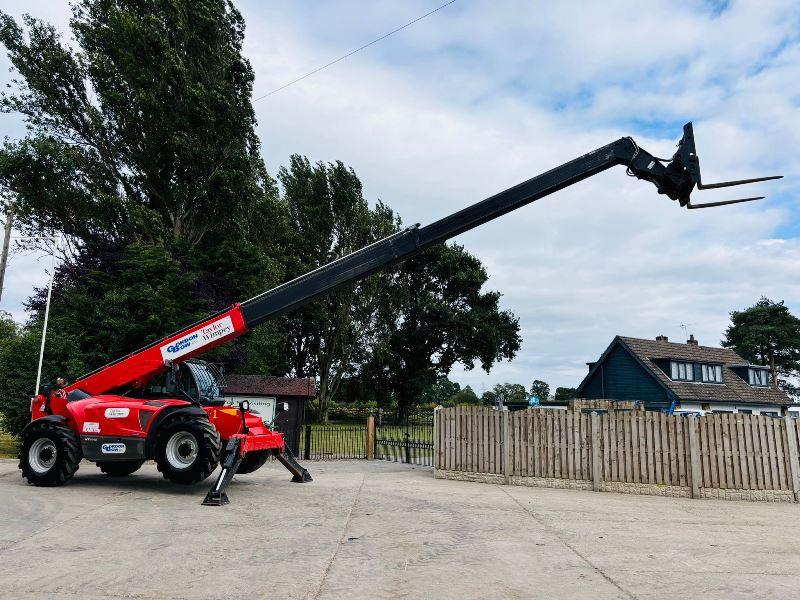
[701,364,723,383]
[670,361,693,381]
[749,368,769,387]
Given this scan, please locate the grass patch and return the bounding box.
[299,423,433,460]
[0,432,18,458]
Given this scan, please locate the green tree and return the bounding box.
[366,243,521,418]
[481,383,527,407]
[0,0,272,244]
[0,320,84,436]
[445,385,480,407]
[722,297,800,397]
[419,375,461,406]
[278,156,400,423]
[529,379,550,402]
[554,387,577,402]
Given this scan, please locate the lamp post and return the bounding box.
[34,235,61,397]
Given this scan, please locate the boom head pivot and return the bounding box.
[625,122,782,209]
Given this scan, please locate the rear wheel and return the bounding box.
[155,415,220,484]
[97,460,145,477]
[236,450,270,474]
[19,421,81,486]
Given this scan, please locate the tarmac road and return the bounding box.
[1,458,799,599]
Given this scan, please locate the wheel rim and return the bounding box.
[165,431,198,470]
[29,438,57,474]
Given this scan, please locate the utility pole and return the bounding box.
[0,203,13,304]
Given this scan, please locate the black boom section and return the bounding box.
[241,227,424,327]
[236,124,781,331]
[241,139,638,328]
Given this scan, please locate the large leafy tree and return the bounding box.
[0,0,272,244]
[366,243,521,418]
[529,379,550,402]
[278,156,399,422]
[722,297,800,398]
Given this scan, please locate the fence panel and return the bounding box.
[434,407,800,500]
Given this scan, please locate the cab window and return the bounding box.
[143,366,199,400]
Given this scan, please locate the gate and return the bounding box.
[300,407,370,460]
[375,411,434,466]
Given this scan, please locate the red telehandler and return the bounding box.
[17,123,781,505]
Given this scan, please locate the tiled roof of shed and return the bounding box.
[618,336,791,406]
[224,375,316,398]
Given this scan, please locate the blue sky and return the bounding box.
[1,0,799,395]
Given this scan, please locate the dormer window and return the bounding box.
[749,368,769,387]
[701,364,723,383]
[670,361,693,381]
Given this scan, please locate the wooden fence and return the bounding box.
[433,406,800,501]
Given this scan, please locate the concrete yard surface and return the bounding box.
[1,458,799,599]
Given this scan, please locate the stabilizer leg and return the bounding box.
[276,445,313,483]
[202,438,244,506]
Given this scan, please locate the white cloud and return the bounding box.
[1,0,798,394]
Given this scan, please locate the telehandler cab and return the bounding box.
[18,123,781,505]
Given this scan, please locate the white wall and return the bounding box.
[227,394,277,423]
[675,402,784,416]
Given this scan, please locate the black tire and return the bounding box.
[19,421,81,487]
[236,450,270,474]
[154,414,220,484]
[97,460,145,477]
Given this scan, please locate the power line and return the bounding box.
[253,0,458,101]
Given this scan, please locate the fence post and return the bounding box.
[784,417,800,503]
[502,408,511,485]
[687,415,701,499]
[366,414,375,460]
[433,407,440,477]
[591,411,601,492]
[303,424,312,461]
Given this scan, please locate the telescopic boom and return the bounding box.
[65,123,781,397]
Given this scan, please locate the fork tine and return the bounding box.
[697,175,783,190]
[686,196,765,209]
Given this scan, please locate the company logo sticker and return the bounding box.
[159,315,235,361]
[101,443,126,454]
[83,421,100,433]
[104,407,130,419]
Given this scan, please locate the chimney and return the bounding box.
[586,361,597,372]
[655,335,668,342]
[687,334,698,346]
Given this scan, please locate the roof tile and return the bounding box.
[224,375,316,398]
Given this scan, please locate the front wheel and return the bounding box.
[155,415,220,485]
[19,420,81,486]
[97,460,145,477]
